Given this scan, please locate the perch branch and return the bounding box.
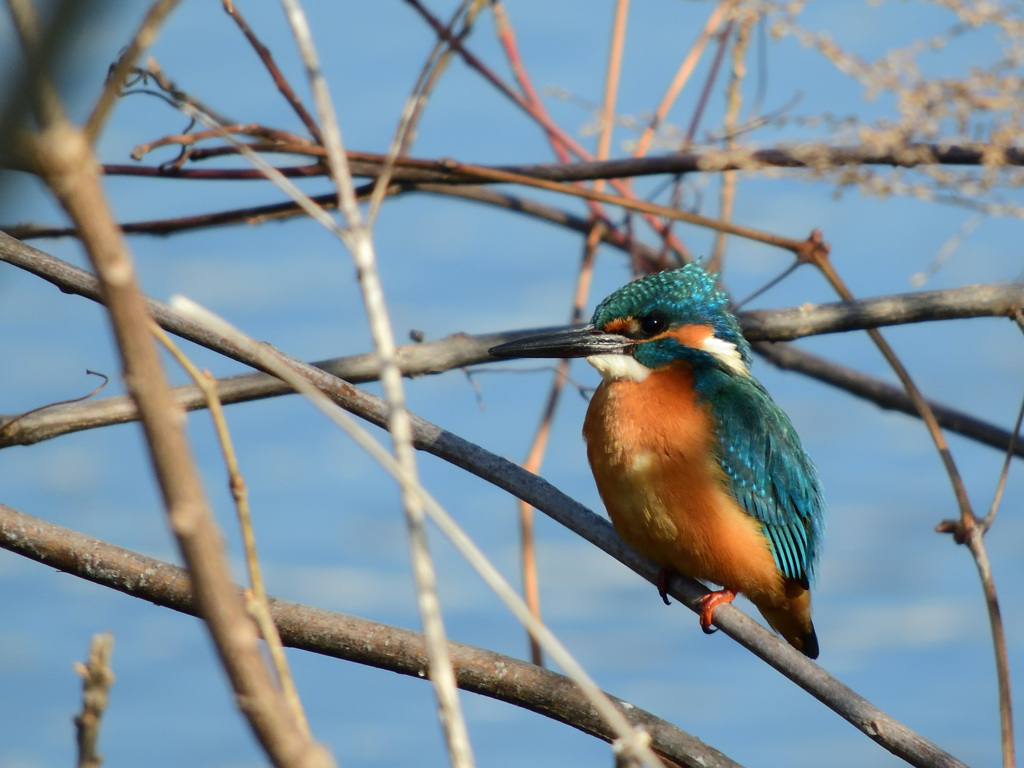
[1,229,1020,460]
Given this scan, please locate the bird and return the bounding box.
[490,264,824,658]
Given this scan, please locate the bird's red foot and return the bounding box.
[656,567,676,605]
[698,589,737,634]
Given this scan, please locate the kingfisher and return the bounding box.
[490,264,824,658]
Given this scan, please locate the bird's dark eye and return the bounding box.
[639,313,667,337]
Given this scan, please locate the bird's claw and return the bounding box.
[656,567,675,605]
[698,589,737,634]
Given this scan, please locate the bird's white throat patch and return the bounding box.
[586,354,651,382]
[700,336,749,377]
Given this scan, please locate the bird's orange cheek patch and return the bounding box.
[661,324,714,349]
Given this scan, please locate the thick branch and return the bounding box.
[17,120,329,768]
[0,502,738,768]
[83,141,1024,184]
[741,282,1024,340]
[1,230,1019,459]
[753,341,1024,458]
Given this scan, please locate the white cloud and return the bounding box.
[824,597,976,652]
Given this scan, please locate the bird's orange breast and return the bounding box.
[583,365,784,603]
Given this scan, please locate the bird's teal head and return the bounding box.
[489,263,752,382]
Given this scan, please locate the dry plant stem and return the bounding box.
[366,0,479,226]
[130,123,312,161]
[74,632,114,768]
[7,6,330,761]
[434,156,810,256]
[490,0,642,266]
[958,392,1024,768]
[171,297,667,768]
[513,1,628,667]
[491,2,573,164]
[84,0,184,143]
[13,138,1024,183]
[0,504,738,768]
[632,2,730,160]
[81,142,1024,182]
[150,321,310,736]
[598,0,628,171]
[22,127,330,768]
[517,224,602,668]
[221,0,323,143]
[984,390,1024,529]
[809,253,1015,768]
[965,529,1016,768]
[709,8,752,272]
[276,3,475,766]
[407,0,690,262]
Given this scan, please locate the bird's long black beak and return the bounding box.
[489,324,632,359]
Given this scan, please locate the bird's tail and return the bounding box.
[754,580,819,659]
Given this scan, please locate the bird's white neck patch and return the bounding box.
[586,335,749,382]
[700,336,749,376]
[586,354,651,382]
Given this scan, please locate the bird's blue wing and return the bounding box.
[697,370,824,584]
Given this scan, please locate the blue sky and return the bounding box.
[1,2,1023,767]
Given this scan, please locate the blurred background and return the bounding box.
[1,1,1022,767]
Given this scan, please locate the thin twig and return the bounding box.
[150,321,310,736]
[632,2,731,159]
[221,0,323,143]
[983,388,1024,530]
[74,632,115,768]
[490,2,664,270]
[805,247,1015,768]
[9,6,330,764]
[365,0,479,227]
[84,0,184,143]
[0,370,107,436]
[276,2,476,765]
[709,7,753,272]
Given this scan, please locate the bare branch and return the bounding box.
[0,228,981,766]
[1,229,1020,461]
[0,501,740,768]
[277,2,475,764]
[8,4,331,760]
